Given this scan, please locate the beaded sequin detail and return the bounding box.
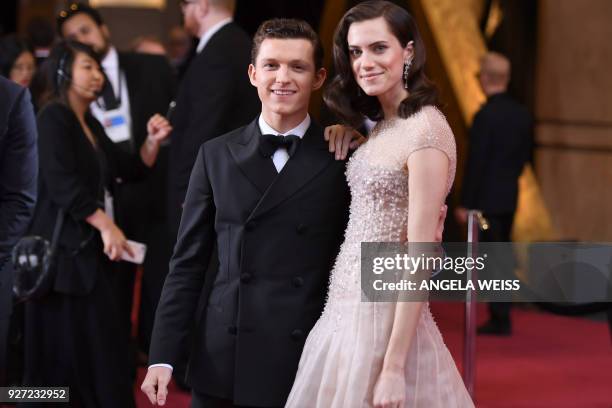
[320,106,457,329]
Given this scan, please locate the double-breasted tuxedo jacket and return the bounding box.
[150,118,350,406]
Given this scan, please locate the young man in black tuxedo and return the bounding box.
[142,19,351,407]
[57,2,176,359]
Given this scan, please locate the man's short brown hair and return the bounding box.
[251,18,323,69]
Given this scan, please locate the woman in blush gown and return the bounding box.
[286,2,474,407]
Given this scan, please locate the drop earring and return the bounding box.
[403,57,413,89]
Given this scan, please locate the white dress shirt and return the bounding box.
[99,46,121,96]
[147,113,311,373]
[196,18,233,54]
[258,113,311,172]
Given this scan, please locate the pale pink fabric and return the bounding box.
[286,106,474,407]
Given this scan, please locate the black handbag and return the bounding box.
[11,208,66,301]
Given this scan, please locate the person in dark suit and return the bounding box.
[57,2,176,358]
[455,51,533,336]
[1,38,39,387]
[168,0,259,240]
[141,19,351,408]
[22,40,171,407]
[0,77,37,386]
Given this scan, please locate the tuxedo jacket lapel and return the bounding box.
[227,120,278,195]
[248,122,333,220]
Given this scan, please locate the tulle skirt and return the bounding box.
[286,299,474,407]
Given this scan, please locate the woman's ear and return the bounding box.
[101,25,111,41]
[403,40,415,62]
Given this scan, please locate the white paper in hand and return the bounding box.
[121,240,147,264]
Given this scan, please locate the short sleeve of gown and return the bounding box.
[402,105,457,194]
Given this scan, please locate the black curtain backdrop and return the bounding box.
[235,0,326,37]
[0,0,18,35]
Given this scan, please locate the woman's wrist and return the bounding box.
[86,208,114,232]
[381,362,405,375]
[140,136,160,167]
[382,354,406,374]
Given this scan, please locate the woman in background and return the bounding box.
[22,40,171,407]
[0,35,36,88]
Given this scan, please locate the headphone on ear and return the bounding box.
[55,49,71,89]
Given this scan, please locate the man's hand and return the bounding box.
[324,124,366,160]
[436,204,448,242]
[141,366,172,406]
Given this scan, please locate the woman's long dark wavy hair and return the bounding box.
[324,0,438,128]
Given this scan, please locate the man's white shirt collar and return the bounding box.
[258,114,311,139]
[196,18,233,54]
[102,46,119,69]
[101,46,119,95]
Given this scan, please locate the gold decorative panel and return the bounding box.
[411,0,557,242]
[414,0,487,124]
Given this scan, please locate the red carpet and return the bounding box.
[135,303,612,407]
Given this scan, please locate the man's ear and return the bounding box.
[197,0,209,18]
[312,67,327,91]
[248,64,257,87]
[101,24,111,40]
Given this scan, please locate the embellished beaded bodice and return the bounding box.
[325,106,456,304]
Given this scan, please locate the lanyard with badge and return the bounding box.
[95,66,125,222]
[97,66,131,144]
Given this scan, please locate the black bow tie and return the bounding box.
[259,133,301,158]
